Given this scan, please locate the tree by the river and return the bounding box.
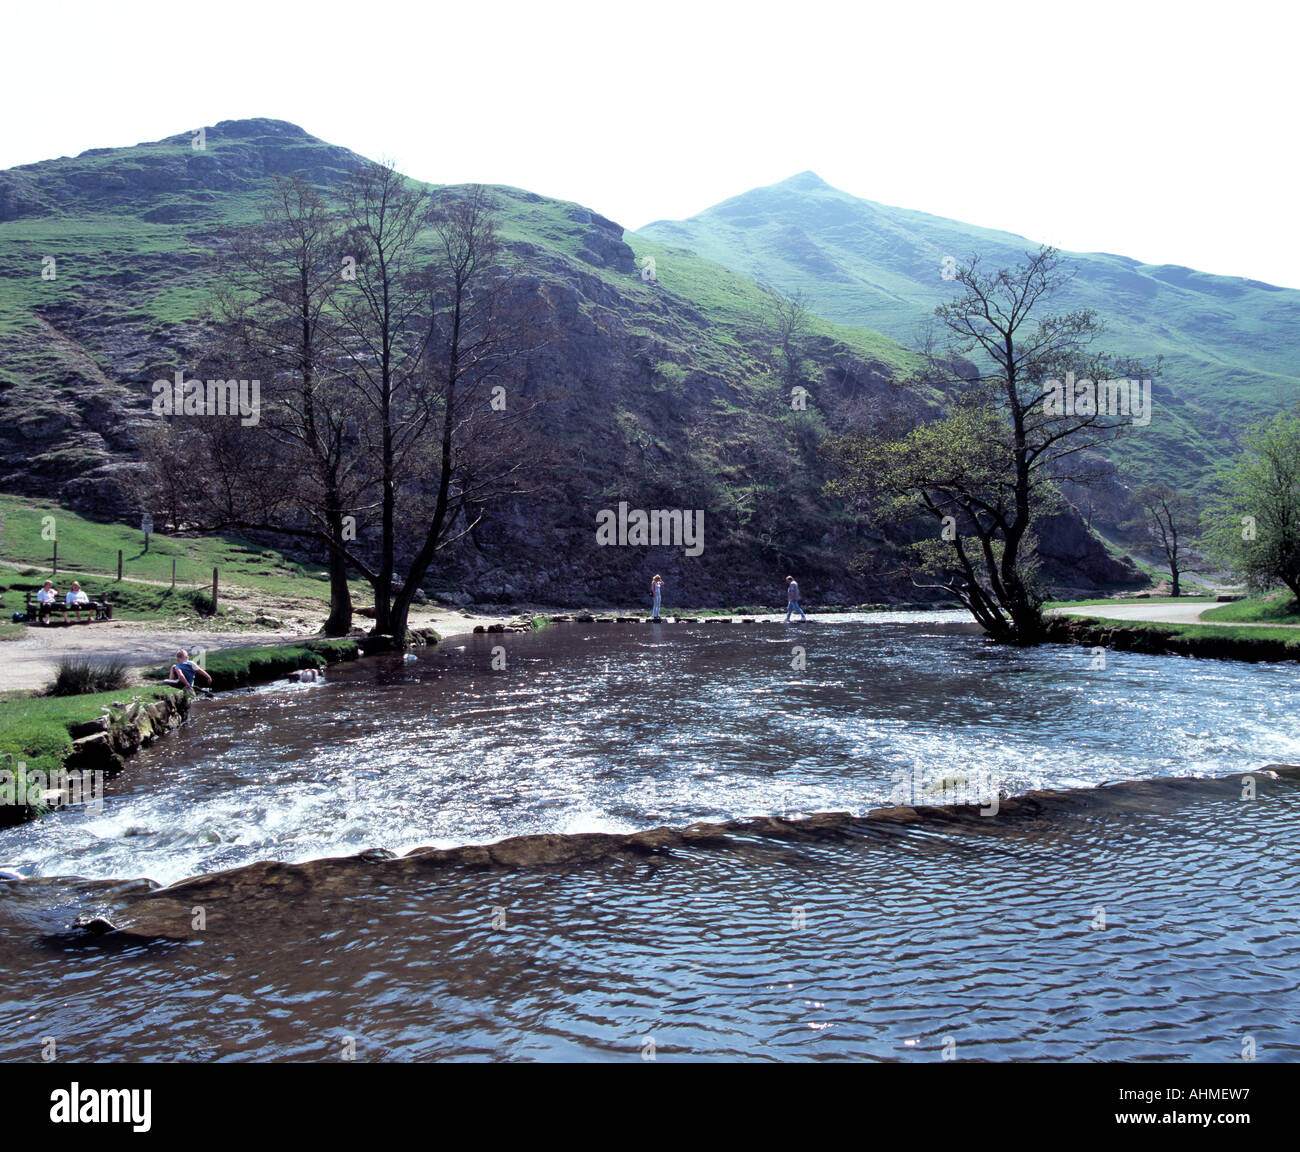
[825,245,1156,644]
[1205,408,1300,604]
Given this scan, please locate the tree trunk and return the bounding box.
[322,506,353,636]
[389,594,412,650]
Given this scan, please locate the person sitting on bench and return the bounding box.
[35,580,59,625]
[64,581,91,623]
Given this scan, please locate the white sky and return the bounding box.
[6,0,1298,287]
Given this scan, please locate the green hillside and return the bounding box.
[0,120,952,607]
[639,172,1300,492]
[0,121,1140,605]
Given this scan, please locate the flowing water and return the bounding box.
[2,614,1298,1061]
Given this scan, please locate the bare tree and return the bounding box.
[330,172,548,644]
[768,288,812,391]
[329,159,440,637]
[1131,482,1197,596]
[205,174,365,634]
[132,421,200,535]
[139,164,547,644]
[380,185,549,643]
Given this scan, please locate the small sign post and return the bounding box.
[142,514,153,554]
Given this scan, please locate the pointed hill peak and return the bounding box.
[775,170,835,192]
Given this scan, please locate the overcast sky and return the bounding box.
[6,0,1297,287]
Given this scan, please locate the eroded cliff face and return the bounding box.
[0,119,1137,606]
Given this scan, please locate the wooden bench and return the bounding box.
[24,590,113,624]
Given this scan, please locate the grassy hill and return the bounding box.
[0,493,348,629]
[0,120,1134,605]
[638,171,1300,494]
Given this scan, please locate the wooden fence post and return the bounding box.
[52,541,57,576]
[118,550,123,581]
[172,558,177,589]
[212,568,219,615]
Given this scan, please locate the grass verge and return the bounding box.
[0,686,178,825]
[0,493,333,595]
[1051,614,1300,661]
[1200,591,1300,625]
[142,638,361,690]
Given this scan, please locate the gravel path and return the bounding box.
[1052,600,1299,627]
[0,607,509,693]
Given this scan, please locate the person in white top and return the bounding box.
[64,581,90,623]
[35,580,59,625]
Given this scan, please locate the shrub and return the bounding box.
[49,657,130,697]
[186,588,217,614]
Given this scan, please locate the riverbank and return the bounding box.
[0,631,436,829]
[0,687,190,828]
[135,637,365,690]
[1044,614,1300,661]
[0,605,525,694]
[0,601,538,829]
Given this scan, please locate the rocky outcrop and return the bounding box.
[1035,512,1142,591]
[64,692,191,777]
[569,206,637,274]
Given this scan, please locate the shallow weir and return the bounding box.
[2,614,1299,1061]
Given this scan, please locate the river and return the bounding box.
[1,613,1298,1060]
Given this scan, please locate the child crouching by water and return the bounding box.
[165,649,213,695]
